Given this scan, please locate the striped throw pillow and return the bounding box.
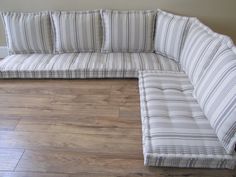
[154,10,191,61]
[180,19,232,85]
[194,44,236,154]
[1,12,53,54]
[101,10,155,52]
[51,10,102,53]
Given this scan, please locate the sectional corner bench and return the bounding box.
[0,9,236,169]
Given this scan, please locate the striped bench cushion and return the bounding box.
[139,70,236,169]
[154,10,191,61]
[51,10,102,53]
[0,53,180,78]
[180,19,233,85]
[1,12,53,54]
[101,10,155,52]
[194,44,236,154]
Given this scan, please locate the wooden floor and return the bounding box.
[0,79,235,177]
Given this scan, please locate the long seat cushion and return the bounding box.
[139,70,236,169]
[0,53,180,78]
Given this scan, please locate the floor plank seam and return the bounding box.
[13,149,25,171]
[2,129,142,135]
[13,118,21,131]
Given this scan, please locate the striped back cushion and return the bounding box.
[1,12,53,54]
[194,44,236,154]
[180,19,231,85]
[101,10,155,52]
[154,10,191,61]
[51,10,102,53]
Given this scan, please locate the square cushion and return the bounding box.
[51,10,102,53]
[154,10,191,61]
[101,10,155,52]
[180,19,233,85]
[194,44,236,154]
[139,70,236,169]
[1,12,53,54]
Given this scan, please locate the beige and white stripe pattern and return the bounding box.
[101,10,155,52]
[139,70,236,169]
[1,12,53,54]
[0,53,180,78]
[194,45,236,154]
[180,19,233,85]
[154,10,191,61]
[51,10,102,53]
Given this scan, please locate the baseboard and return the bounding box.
[0,46,8,58]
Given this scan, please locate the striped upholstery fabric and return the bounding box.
[101,10,155,52]
[51,11,102,53]
[193,45,236,154]
[180,19,233,85]
[1,12,53,54]
[139,70,236,169]
[0,53,180,78]
[154,10,191,61]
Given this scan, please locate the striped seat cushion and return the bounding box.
[51,11,102,53]
[101,10,155,52]
[194,45,236,154]
[0,53,180,78]
[180,19,233,85]
[139,70,236,169]
[1,12,53,54]
[154,10,191,61]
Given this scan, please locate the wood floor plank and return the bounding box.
[109,94,140,106]
[0,105,119,118]
[0,149,24,171]
[0,172,69,177]
[15,118,141,136]
[0,93,112,108]
[0,131,142,156]
[15,150,146,174]
[0,85,111,96]
[119,106,141,120]
[110,83,139,96]
[0,119,19,131]
[69,173,155,177]
[109,82,140,106]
